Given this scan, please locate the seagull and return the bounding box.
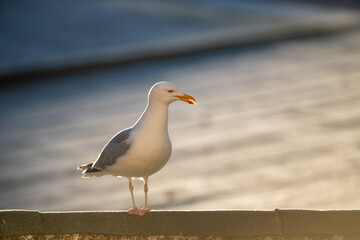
[77,81,196,216]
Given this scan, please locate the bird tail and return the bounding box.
[77,162,93,171]
[77,162,105,178]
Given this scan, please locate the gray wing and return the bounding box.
[92,128,132,170]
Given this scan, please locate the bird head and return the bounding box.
[148,81,196,105]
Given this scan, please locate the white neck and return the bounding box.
[134,100,169,133]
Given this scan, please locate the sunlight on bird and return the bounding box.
[77,81,196,216]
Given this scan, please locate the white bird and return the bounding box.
[77,81,196,216]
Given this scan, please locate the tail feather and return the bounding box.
[77,162,105,178]
[77,162,93,171]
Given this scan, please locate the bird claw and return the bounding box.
[128,207,150,216]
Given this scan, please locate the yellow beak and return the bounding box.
[176,93,196,105]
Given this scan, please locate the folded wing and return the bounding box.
[78,128,132,177]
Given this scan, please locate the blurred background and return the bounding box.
[1,0,360,211]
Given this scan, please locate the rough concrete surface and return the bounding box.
[3,236,360,240]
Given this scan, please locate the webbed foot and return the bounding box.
[128,207,150,216]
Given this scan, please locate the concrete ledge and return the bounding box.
[1,210,360,238]
[279,210,360,235]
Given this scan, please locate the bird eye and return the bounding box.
[168,90,174,93]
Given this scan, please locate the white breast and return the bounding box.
[107,129,172,178]
[107,96,172,178]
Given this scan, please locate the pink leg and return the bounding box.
[127,177,149,217]
[142,176,150,213]
[127,177,141,216]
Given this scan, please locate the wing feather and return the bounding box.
[92,128,132,170]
